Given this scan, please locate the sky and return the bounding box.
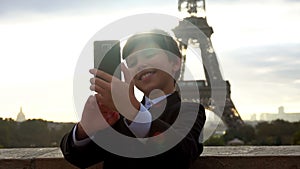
[0,0,299,122]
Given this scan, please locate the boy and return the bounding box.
[60,30,206,169]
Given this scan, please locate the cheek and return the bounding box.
[149,61,169,72]
[158,65,174,76]
[159,70,173,79]
[150,57,174,73]
[127,68,138,79]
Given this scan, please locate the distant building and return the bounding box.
[250,113,257,121]
[260,106,300,122]
[16,107,26,122]
[227,138,244,146]
[244,120,259,127]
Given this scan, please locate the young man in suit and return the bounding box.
[60,30,206,169]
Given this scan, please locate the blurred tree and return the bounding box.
[256,119,299,145]
[204,135,225,146]
[293,130,300,145]
[17,119,51,147]
[0,118,75,148]
[0,117,298,147]
[223,124,255,144]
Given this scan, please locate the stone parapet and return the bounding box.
[1,146,299,169]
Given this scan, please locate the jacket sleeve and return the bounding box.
[60,125,107,169]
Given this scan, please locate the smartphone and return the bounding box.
[94,40,121,79]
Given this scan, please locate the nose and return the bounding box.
[137,63,148,72]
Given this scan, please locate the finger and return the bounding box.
[96,94,106,107]
[90,85,106,96]
[90,77,110,89]
[89,77,95,85]
[95,94,102,104]
[95,93,101,100]
[121,63,131,84]
[90,69,112,83]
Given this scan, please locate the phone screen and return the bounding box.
[94,40,121,79]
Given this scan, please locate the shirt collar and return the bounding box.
[144,93,172,109]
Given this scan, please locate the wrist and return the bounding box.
[75,123,89,140]
[132,98,140,110]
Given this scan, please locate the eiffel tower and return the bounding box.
[173,0,244,129]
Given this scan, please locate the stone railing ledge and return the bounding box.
[1,146,300,169]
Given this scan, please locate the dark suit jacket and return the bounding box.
[60,91,206,169]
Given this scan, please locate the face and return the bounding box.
[125,43,181,97]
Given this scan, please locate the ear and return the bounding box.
[172,57,181,73]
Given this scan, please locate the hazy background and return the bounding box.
[0,0,299,122]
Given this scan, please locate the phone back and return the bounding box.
[94,40,121,79]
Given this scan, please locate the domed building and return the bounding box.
[16,107,26,122]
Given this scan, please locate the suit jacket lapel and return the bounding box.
[149,91,181,124]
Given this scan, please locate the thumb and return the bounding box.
[121,62,132,84]
[121,63,135,94]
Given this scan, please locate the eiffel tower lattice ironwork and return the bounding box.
[173,0,244,129]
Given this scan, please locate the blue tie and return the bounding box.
[145,100,153,109]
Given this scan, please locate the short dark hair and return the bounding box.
[122,29,182,80]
